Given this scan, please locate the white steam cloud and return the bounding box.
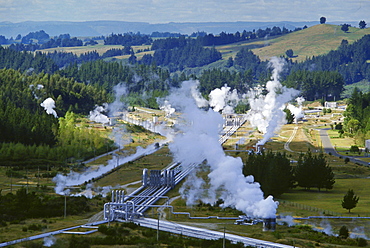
[89,103,110,125]
[160,100,176,118]
[53,142,162,195]
[43,235,56,247]
[164,80,278,219]
[40,97,58,118]
[287,96,305,123]
[246,57,299,145]
[209,84,240,114]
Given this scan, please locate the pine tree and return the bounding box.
[342,189,359,213]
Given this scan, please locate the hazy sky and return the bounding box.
[1,0,369,23]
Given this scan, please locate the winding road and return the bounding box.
[319,128,369,166]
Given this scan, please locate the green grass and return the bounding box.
[279,178,370,217]
[342,80,370,98]
[214,24,370,62]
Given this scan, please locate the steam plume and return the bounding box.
[89,103,110,125]
[246,57,299,145]
[287,96,305,123]
[53,142,162,195]
[43,235,56,247]
[209,84,240,113]
[164,80,278,218]
[40,97,58,118]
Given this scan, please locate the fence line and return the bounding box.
[278,199,344,217]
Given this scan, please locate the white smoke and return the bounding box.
[89,103,110,125]
[53,142,162,195]
[40,97,58,118]
[209,84,240,114]
[165,80,278,219]
[43,235,56,247]
[160,100,176,118]
[109,83,127,117]
[29,84,44,99]
[70,183,113,199]
[350,226,369,240]
[287,96,305,123]
[191,80,209,108]
[246,57,299,145]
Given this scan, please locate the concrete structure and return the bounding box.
[366,139,370,150]
[324,101,337,109]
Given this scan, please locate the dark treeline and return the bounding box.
[0,188,90,222]
[291,34,370,84]
[21,30,50,44]
[0,46,58,74]
[283,70,344,101]
[142,38,222,71]
[198,26,293,46]
[9,35,84,51]
[198,68,255,95]
[104,33,152,46]
[243,151,334,197]
[60,60,173,94]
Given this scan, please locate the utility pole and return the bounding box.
[223,226,226,248]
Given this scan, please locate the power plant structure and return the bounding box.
[104,116,292,248]
[104,114,248,223]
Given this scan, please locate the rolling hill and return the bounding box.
[216,24,370,62]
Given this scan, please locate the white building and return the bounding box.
[324,101,337,109]
[366,139,370,150]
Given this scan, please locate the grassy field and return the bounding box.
[215,24,370,62]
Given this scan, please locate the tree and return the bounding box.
[359,20,367,29]
[320,17,326,24]
[339,225,349,239]
[341,189,359,213]
[226,56,234,68]
[341,24,350,32]
[294,151,335,191]
[284,108,294,124]
[243,151,294,197]
[285,49,294,58]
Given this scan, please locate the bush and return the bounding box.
[357,237,367,247]
[339,226,349,239]
[350,145,360,153]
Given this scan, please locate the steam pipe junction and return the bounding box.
[104,114,247,222]
[102,115,297,247]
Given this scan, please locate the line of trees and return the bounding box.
[243,150,335,197]
[343,88,370,145]
[104,33,152,46]
[142,39,222,71]
[283,70,344,101]
[0,188,90,222]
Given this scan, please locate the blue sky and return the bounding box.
[0,0,369,23]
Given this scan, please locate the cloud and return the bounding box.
[0,0,368,24]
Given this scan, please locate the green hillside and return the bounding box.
[216,24,370,62]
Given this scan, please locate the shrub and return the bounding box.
[357,237,367,247]
[339,226,349,239]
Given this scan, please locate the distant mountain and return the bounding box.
[0,20,323,37]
